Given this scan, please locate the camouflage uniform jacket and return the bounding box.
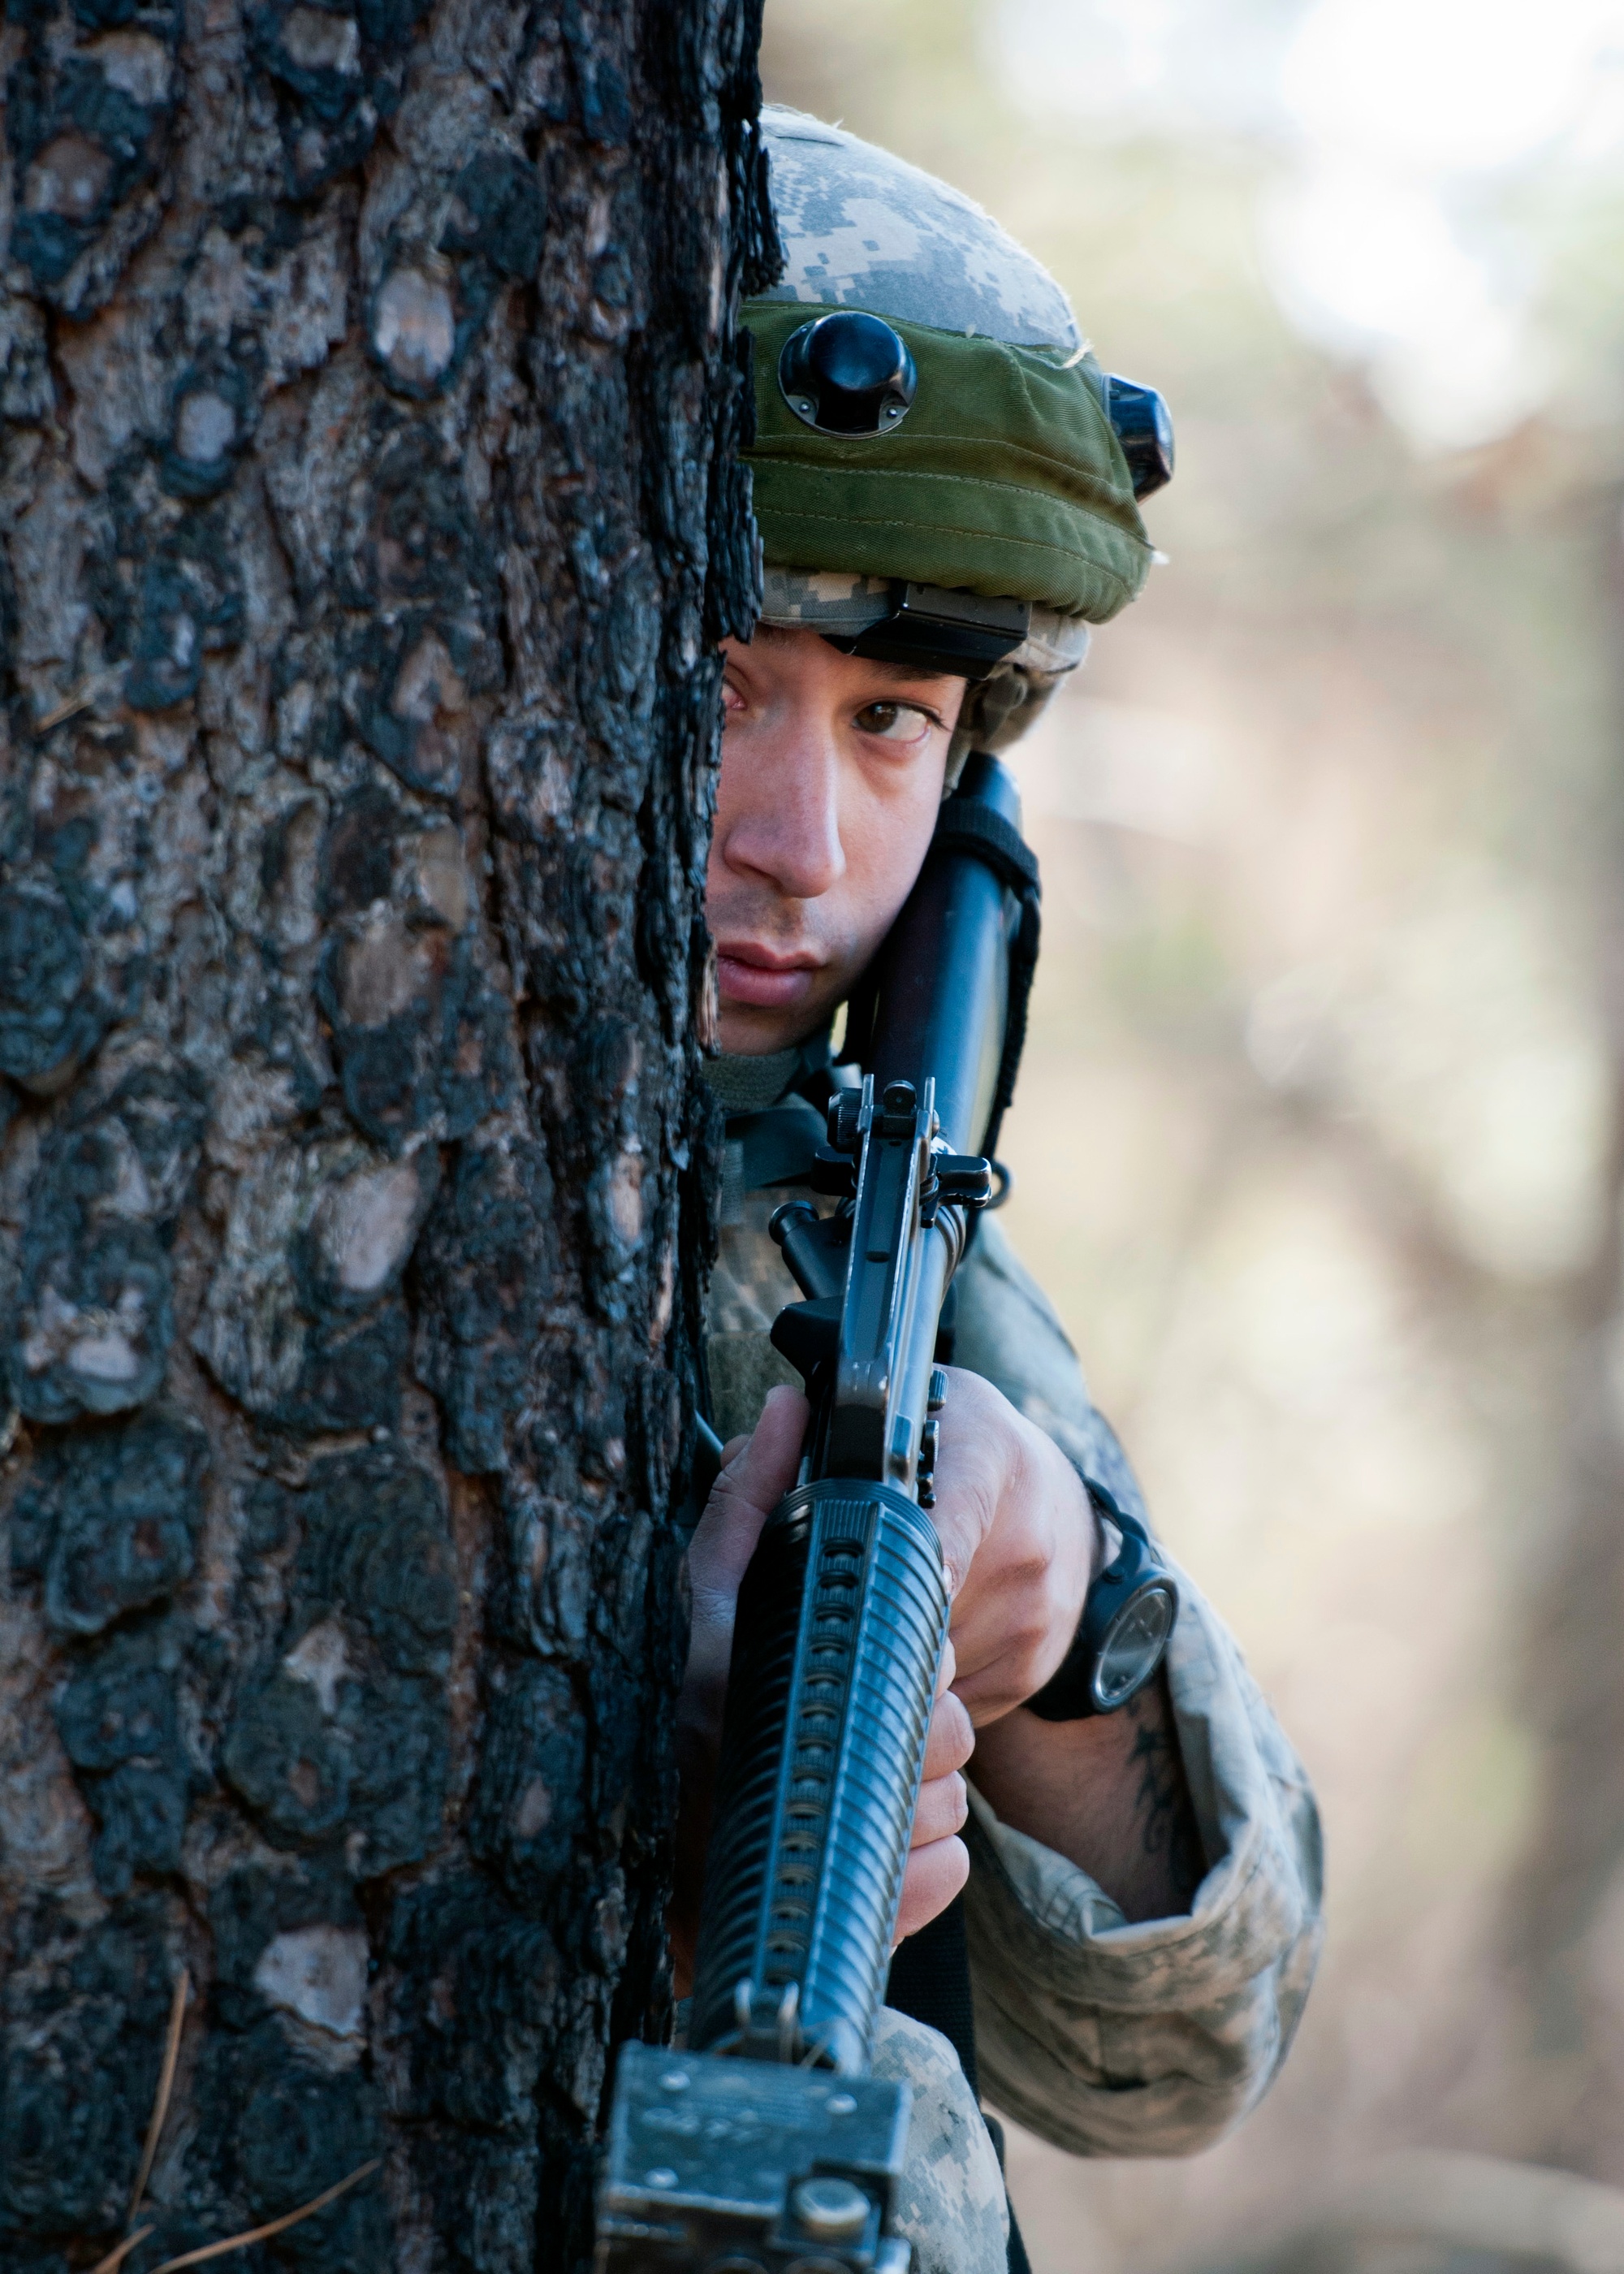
[703,1098,1324,2260]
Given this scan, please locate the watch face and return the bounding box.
[1093,1582,1177,1710]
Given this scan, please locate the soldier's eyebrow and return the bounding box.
[752,624,959,691]
[737,622,961,703]
[849,655,960,691]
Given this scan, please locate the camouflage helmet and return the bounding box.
[742,107,1169,760]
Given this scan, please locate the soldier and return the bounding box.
[672,108,1324,2274]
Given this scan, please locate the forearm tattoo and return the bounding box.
[1123,1671,1204,1907]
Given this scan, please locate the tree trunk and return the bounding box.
[0,2,774,2268]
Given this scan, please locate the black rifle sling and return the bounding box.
[885,1896,979,2095]
[886,1897,1033,2274]
[835,779,1042,1165]
[925,792,1041,1165]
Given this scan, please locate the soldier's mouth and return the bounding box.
[714,941,822,1009]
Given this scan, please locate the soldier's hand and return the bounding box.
[926,1367,1098,1727]
[678,1385,810,1763]
[893,1639,973,1940]
[672,1385,973,1986]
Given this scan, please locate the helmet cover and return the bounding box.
[744,108,1155,754]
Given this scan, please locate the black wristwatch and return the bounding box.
[1025,1483,1179,1720]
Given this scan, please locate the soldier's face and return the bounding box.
[711,627,966,1054]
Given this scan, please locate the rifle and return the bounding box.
[598,752,1039,2274]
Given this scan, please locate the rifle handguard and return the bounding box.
[689,1477,950,2074]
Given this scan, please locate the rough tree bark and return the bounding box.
[0,2,775,2268]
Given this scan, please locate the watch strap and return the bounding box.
[1024,1481,1175,1722]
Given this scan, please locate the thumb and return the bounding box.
[717,1383,808,1517]
[689,1384,809,1609]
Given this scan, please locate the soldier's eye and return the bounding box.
[853,700,936,744]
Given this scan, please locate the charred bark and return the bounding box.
[0,2,775,2269]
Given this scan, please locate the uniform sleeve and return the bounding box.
[951,1220,1325,2157]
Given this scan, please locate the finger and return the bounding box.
[715,1383,808,1518]
[922,1688,974,1781]
[893,1835,970,1944]
[948,1546,1086,1724]
[948,1591,1055,1709]
[909,1770,968,1849]
[923,1368,1009,1594]
[950,1671,1038,1728]
[689,1386,810,1604]
[926,1486,983,1603]
[949,1636,1056,1728]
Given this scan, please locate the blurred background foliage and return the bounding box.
[760,2,1624,2267]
